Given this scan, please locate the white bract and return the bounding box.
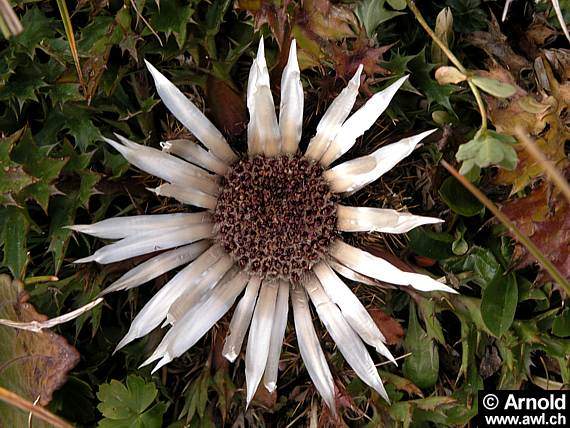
[69,39,457,412]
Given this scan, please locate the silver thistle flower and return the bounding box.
[69,39,457,411]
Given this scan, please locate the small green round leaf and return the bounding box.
[470,76,517,98]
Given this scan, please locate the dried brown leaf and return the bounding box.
[368,308,404,346]
[501,179,570,287]
[466,13,531,77]
[486,65,569,193]
[206,76,247,139]
[0,275,79,425]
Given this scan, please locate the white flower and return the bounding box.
[69,38,456,411]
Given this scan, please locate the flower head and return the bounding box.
[70,39,456,411]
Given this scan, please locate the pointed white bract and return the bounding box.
[552,0,570,42]
[324,129,437,193]
[165,255,234,324]
[142,270,250,372]
[161,139,228,176]
[246,57,261,155]
[263,280,289,392]
[101,241,210,296]
[312,262,395,364]
[304,274,390,402]
[323,156,377,194]
[104,137,215,186]
[305,65,363,161]
[336,205,443,234]
[279,40,304,154]
[67,212,211,240]
[74,223,214,264]
[330,240,457,293]
[115,245,224,352]
[328,259,379,286]
[145,60,237,163]
[222,277,262,362]
[319,76,409,167]
[245,280,279,406]
[291,285,336,413]
[150,184,218,209]
[247,39,281,157]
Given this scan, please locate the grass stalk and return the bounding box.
[55,0,84,87]
[0,386,73,428]
[513,126,570,203]
[441,160,570,294]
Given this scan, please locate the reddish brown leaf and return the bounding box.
[501,178,570,288]
[368,308,404,345]
[205,76,247,139]
[251,384,277,408]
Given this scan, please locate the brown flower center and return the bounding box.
[214,155,337,282]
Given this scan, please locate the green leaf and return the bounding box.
[150,0,195,47]
[48,170,100,273]
[0,69,48,109]
[409,49,456,112]
[481,271,518,337]
[456,129,518,174]
[408,228,454,261]
[445,0,487,33]
[97,375,166,428]
[552,309,570,338]
[12,8,53,55]
[403,304,439,389]
[469,76,516,98]
[11,129,68,211]
[443,246,501,288]
[417,298,445,344]
[387,0,407,10]
[181,367,211,422]
[355,0,405,37]
[0,129,34,201]
[438,176,484,217]
[0,206,29,279]
[48,83,83,106]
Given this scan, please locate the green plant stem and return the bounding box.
[468,81,488,131]
[406,0,488,131]
[24,275,59,285]
[441,160,570,294]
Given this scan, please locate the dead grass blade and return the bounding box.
[0,0,23,38]
[0,297,103,332]
[55,0,84,88]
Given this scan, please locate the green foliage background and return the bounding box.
[0,0,568,426]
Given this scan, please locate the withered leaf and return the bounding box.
[0,275,79,425]
[206,76,247,139]
[486,65,569,193]
[368,308,404,345]
[466,13,531,78]
[501,179,570,290]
